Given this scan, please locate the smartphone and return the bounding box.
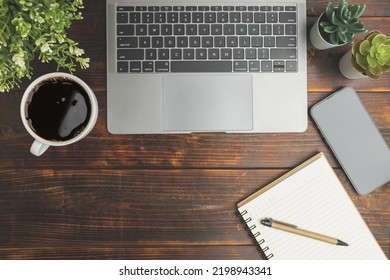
[311,87,390,195]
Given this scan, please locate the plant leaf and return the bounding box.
[359,40,371,56]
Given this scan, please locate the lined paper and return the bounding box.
[238,153,387,260]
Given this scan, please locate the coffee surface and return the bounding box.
[26,79,91,141]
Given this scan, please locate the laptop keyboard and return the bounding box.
[116,5,298,73]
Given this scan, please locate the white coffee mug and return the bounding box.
[20,72,98,156]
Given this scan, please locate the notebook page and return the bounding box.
[238,154,387,260]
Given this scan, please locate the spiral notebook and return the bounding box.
[237,153,387,260]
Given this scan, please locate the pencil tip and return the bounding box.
[337,239,349,246]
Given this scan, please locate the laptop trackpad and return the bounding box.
[163,75,253,132]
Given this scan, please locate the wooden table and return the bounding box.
[0,0,389,259]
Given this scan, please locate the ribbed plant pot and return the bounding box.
[309,12,346,50]
[339,50,367,79]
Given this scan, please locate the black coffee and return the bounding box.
[25,78,91,141]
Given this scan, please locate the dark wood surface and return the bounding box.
[0,0,389,259]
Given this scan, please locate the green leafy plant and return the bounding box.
[0,0,89,92]
[351,31,390,79]
[320,0,367,45]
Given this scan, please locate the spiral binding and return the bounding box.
[239,209,274,259]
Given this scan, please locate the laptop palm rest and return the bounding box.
[163,75,253,132]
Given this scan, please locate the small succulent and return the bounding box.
[320,0,367,45]
[351,31,390,79]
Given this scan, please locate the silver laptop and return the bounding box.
[106,0,307,134]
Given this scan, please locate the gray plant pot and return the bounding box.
[339,50,367,79]
[309,12,346,50]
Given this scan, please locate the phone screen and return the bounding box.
[311,87,390,195]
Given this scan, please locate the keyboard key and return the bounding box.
[186,24,197,35]
[117,49,144,60]
[117,61,128,72]
[196,49,207,59]
[264,36,275,47]
[152,37,163,48]
[161,25,173,35]
[239,36,250,47]
[177,36,188,47]
[117,12,128,23]
[285,6,297,11]
[189,36,201,47]
[285,24,297,35]
[286,61,297,72]
[171,61,232,72]
[117,25,134,35]
[180,12,191,23]
[223,24,235,35]
[173,6,185,11]
[258,49,269,59]
[156,61,170,72]
[242,12,253,23]
[233,48,244,59]
[199,24,210,35]
[143,61,154,72]
[205,12,216,23]
[254,12,265,23]
[158,49,169,59]
[183,49,195,59]
[273,24,284,35]
[117,7,134,12]
[217,12,228,23]
[136,25,147,35]
[270,49,297,59]
[261,61,272,71]
[149,25,160,35]
[214,36,225,47]
[164,37,175,47]
[142,12,153,23]
[273,61,285,72]
[211,24,223,35]
[192,12,203,23]
[155,12,166,23]
[221,48,232,59]
[174,24,185,35]
[248,24,259,35]
[249,61,260,71]
[139,37,150,47]
[171,49,182,60]
[117,37,137,48]
[276,36,296,47]
[167,12,179,23]
[208,49,219,59]
[129,12,141,23]
[279,12,296,23]
[227,36,238,47]
[233,61,247,71]
[245,48,257,59]
[230,12,241,23]
[267,12,278,23]
[261,24,272,35]
[130,61,141,72]
[145,49,157,60]
[202,36,213,47]
[236,24,247,35]
[251,36,263,47]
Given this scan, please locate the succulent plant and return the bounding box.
[351,31,390,79]
[320,0,367,45]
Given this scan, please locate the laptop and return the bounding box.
[106,0,307,134]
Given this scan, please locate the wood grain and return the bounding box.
[0,169,388,259]
[0,0,389,260]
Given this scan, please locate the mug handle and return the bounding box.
[30,140,50,156]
